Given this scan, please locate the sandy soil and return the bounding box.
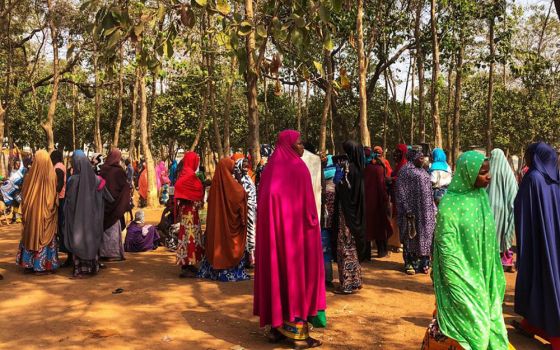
[0,208,550,350]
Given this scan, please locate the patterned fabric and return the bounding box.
[395,162,436,263]
[197,254,250,282]
[73,255,100,277]
[501,249,514,267]
[277,318,309,341]
[433,151,509,349]
[321,228,333,283]
[99,220,125,260]
[421,317,463,350]
[336,205,362,292]
[235,159,257,263]
[176,201,203,266]
[322,179,336,229]
[16,238,59,272]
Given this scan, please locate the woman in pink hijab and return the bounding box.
[254,130,326,348]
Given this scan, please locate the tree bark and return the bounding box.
[410,53,415,145]
[1,0,12,176]
[42,0,59,152]
[486,15,495,154]
[415,0,426,143]
[383,70,389,152]
[445,62,454,151]
[223,56,236,156]
[296,82,302,131]
[72,83,77,150]
[190,86,208,152]
[245,0,261,169]
[357,0,371,147]
[93,50,103,152]
[113,44,125,148]
[129,78,139,160]
[319,50,333,154]
[137,55,158,207]
[451,39,465,168]
[555,0,560,21]
[431,0,443,148]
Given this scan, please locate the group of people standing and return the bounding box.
[8,132,560,350]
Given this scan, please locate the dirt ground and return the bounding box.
[0,208,551,350]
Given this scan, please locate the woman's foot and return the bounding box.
[179,266,198,278]
[405,264,416,275]
[333,288,353,295]
[293,337,323,349]
[267,328,286,343]
[511,320,534,338]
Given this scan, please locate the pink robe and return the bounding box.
[253,130,326,328]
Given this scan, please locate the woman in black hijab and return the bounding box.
[334,140,366,294]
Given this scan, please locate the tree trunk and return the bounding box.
[190,85,208,152]
[93,50,103,152]
[357,0,371,147]
[486,15,495,154]
[129,78,139,160]
[383,70,389,151]
[431,0,443,148]
[451,40,465,168]
[1,0,11,176]
[148,73,156,148]
[42,0,59,152]
[445,58,454,151]
[245,0,261,169]
[555,0,560,21]
[137,63,158,207]
[296,83,302,131]
[223,56,236,156]
[72,84,77,150]
[319,50,333,154]
[415,0,426,143]
[113,44,124,148]
[410,53,415,145]
[206,25,223,159]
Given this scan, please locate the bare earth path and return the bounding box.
[0,209,550,350]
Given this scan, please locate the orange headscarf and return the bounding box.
[231,152,244,162]
[205,158,248,269]
[21,150,58,251]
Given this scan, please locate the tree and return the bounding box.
[42,0,60,152]
[431,0,443,148]
[356,0,371,147]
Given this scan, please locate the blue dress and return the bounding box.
[197,254,250,282]
[514,142,560,337]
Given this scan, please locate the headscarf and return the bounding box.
[373,146,393,177]
[20,150,58,251]
[64,150,106,260]
[336,140,367,261]
[486,149,518,252]
[100,148,131,230]
[138,168,147,199]
[433,151,509,349]
[364,147,374,164]
[254,130,326,328]
[134,210,145,224]
[169,160,178,185]
[430,148,450,173]
[205,158,248,269]
[174,152,204,202]
[394,143,408,176]
[232,152,244,162]
[514,142,560,337]
[50,150,63,166]
[323,155,336,180]
[155,161,168,190]
[406,148,423,162]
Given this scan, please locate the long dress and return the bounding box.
[334,140,365,292]
[99,148,130,260]
[64,150,108,277]
[363,161,392,257]
[198,158,249,282]
[16,150,59,272]
[254,130,326,339]
[514,142,560,345]
[174,152,205,269]
[234,158,257,265]
[430,151,509,349]
[395,156,436,273]
[487,148,518,269]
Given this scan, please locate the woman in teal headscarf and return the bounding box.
[487,149,518,271]
[423,151,510,349]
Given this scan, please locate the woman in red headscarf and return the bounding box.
[254,130,325,348]
[389,144,408,251]
[174,152,205,278]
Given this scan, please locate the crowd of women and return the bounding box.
[6,129,560,349]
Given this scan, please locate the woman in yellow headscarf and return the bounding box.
[16,150,59,274]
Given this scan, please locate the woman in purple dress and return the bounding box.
[124,211,160,252]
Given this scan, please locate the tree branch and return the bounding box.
[21,53,82,95]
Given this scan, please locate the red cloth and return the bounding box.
[174,152,203,202]
[364,163,393,241]
[253,130,326,328]
[393,144,408,177]
[521,319,560,350]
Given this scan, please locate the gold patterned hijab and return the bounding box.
[21,150,58,251]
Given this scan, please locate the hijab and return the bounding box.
[64,150,106,260]
[205,158,248,269]
[527,142,560,184]
[430,148,450,173]
[21,150,58,251]
[486,149,518,252]
[324,155,336,180]
[433,151,509,349]
[394,143,409,176]
[100,148,131,230]
[337,140,367,261]
[50,150,63,166]
[174,152,204,202]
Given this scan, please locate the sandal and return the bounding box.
[333,288,353,295]
[405,265,416,275]
[293,337,323,349]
